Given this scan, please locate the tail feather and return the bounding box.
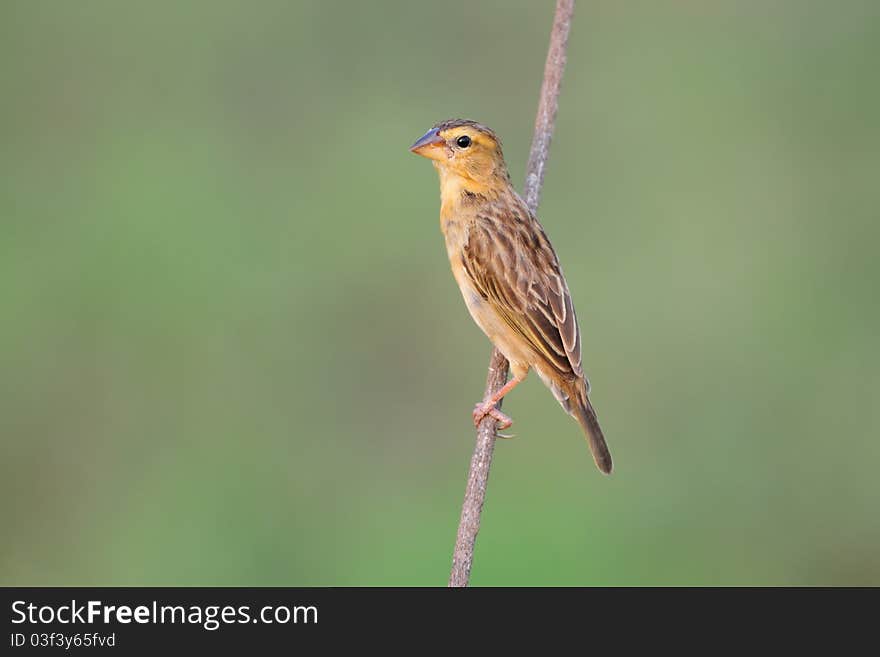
[570,382,613,474]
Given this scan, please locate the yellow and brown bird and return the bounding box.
[410,119,612,474]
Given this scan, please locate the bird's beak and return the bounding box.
[409,128,446,159]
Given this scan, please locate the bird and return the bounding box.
[409,118,612,474]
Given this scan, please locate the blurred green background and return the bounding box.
[2,0,879,586]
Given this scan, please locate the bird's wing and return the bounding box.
[461,202,584,382]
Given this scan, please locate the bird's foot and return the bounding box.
[472,401,513,431]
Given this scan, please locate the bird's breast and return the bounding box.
[441,211,534,373]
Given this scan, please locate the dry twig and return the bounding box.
[448,0,576,587]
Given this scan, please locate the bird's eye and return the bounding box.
[456,135,472,148]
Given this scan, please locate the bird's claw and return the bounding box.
[472,401,514,431]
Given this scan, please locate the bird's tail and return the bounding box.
[569,380,613,474]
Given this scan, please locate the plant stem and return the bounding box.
[448,0,576,588]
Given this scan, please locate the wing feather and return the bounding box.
[461,199,585,382]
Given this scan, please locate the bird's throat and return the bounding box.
[436,164,501,219]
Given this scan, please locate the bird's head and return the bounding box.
[410,119,510,189]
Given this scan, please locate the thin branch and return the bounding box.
[448,0,576,588]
